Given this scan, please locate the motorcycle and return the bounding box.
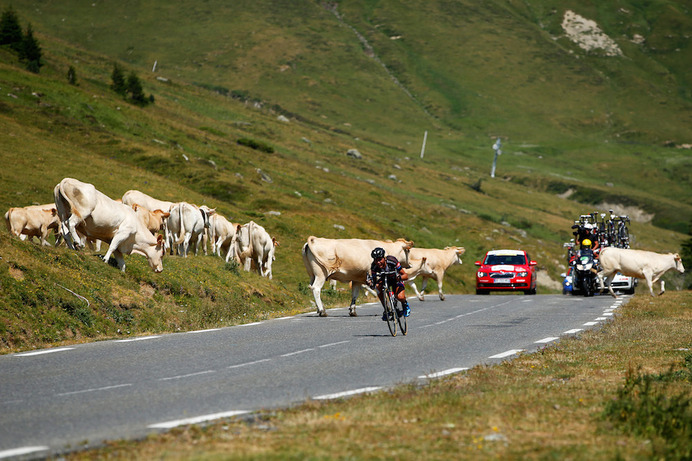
[570,249,598,297]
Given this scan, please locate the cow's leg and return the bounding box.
[103,233,128,268]
[62,218,81,250]
[349,284,361,317]
[605,274,617,298]
[420,278,429,297]
[310,275,327,317]
[39,225,51,246]
[659,280,665,296]
[436,274,445,301]
[408,281,424,301]
[643,271,656,297]
[112,249,126,272]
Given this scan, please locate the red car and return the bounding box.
[475,250,537,295]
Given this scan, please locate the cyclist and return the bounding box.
[367,247,411,320]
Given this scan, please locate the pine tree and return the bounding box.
[67,65,77,85]
[110,63,127,96]
[127,71,147,105]
[0,6,23,52]
[20,23,42,73]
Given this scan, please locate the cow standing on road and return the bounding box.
[302,237,414,317]
[406,246,465,301]
[596,247,685,297]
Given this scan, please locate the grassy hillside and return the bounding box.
[0,0,690,352]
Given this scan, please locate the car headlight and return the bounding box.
[477,271,487,277]
[517,271,528,277]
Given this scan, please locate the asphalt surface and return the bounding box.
[0,293,627,459]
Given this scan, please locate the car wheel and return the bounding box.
[476,289,489,295]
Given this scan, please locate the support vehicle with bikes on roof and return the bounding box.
[562,210,637,296]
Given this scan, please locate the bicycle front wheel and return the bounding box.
[397,305,408,336]
[385,292,397,337]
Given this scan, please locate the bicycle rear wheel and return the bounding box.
[384,292,397,337]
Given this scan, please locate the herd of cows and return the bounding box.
[5,178,278,277]
[4,177,686,318]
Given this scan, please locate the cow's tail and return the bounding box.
[53,181,78,249]
[4,208,14,235]
[304,236,341,276]
[174,203,187,246]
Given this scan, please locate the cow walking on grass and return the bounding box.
[596,247,685,298]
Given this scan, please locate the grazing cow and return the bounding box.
[122,190,177,247]
[302,237,414,317]
[597,247,685,298]
[5,204,61,246]
[131,204,170,235]
[250,222,279,279]
[207,213,239,260]
[231,221,278,278]
[406,246,465,301]
[54,178,165,272]
[168,202,214,257]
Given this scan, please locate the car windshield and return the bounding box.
[484,255,526,266]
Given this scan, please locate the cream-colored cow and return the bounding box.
[597,247,684,297]
[302,237,413,317]
[54,178,165,272]
[5,204,61,246]
[406,246,465,301]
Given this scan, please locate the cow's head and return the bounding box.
[446,246,466,265]
[141,233,165,273]
[396,238,414,266]
[673,253,685,274]
[199,205,216,228]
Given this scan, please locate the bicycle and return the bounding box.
[373,269,408,337]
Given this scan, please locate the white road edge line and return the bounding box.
[0,447,49,459]
[148,410,250,429]
[238,322,263,327]
[418,367,469,379]
[314,387,382,400]
[563,328,583,334]
[535,337,559,344]
[489,349,524,359]
[583,321,598,326]
[57,383,132,397]
[186,328,221,334]
[14,347,75,357]
[115,336,161,343]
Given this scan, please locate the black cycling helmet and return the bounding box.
[371,247,385,260]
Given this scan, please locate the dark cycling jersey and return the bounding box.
[370,255,403,288]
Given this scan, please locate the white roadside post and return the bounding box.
[490,137,502,178]
[420,130,428,159]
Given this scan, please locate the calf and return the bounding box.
[5,204,61,246]
[596,247,685,297]
[406,246,465,301]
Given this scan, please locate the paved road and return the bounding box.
[0,294,626,459]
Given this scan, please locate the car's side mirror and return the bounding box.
[474,261,481,266]
[560,273,566,278]
[530,261,537,266]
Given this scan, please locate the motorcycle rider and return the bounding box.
[367,247,411,320]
